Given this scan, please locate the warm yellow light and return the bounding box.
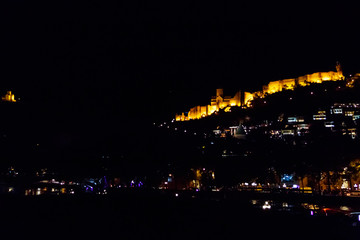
[2,91,16,102]
[244,92,254,107]
[196,169,201,178]
[175,64,345,120]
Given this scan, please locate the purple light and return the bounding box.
[103,176,108,188]
[310,210,314,216]
[196,189,199,192]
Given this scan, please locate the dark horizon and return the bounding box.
[2,2,360,116]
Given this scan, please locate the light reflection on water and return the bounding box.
[250,198,360,225]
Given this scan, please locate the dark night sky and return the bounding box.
[0,1,360,162]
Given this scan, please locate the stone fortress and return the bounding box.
[175,62,344,121]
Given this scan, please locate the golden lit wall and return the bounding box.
[297,71,344,86]
[282,78,295,90]
[266,80,282,94]
[308,72,323,83]
[297,75,308,87]
[188,106,200,119]
[253,90,264,98]
[208,104,216,115]
[175,114,181,121]
[230,91,241,106]
[263,79,295,94]
[187,105,209,120]
[244,92,253,106]
[201,106,207,117]
[219,101,228,110]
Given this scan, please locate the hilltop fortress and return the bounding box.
[175,63,344,121]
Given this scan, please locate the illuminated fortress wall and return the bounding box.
[176,89,252,121]
[184,89,244,120]
[243,91,254,106]
[262,78,296,95]
[297,71,343,86]
[261,66,343,96]
[175,63,344,121]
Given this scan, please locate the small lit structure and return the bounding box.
[313,110,327,120]
[2,91,16,102]
[287,116,305,123]
[281,129,295,136]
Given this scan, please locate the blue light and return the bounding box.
[281,174,293,182]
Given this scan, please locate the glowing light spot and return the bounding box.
[262,201,271,210]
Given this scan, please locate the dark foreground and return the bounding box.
[1,190,360,240]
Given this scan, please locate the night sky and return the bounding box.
[1,1,360,166]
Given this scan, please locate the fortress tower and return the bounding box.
[216,89,223,98]
[336,61,343,79]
